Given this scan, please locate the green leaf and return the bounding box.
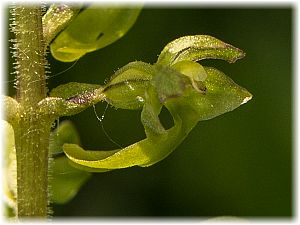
[50,156,91,204]
[50,5,142,62]
[103,61,154,110]
[157,35,245,66]
[50,120,91,204]
[49,120,81,154]
[42,4,81,47]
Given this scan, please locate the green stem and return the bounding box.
[13,5,50,217]
[14,6,46,105]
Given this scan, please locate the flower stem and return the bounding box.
[12,5,50,217]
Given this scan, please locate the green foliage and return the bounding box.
[6,31,251,173]
[63,64,251,170]
[50,82,101,100]
[49,121,91,204]
[171,61,207,93]
[3,119,91,206]
[42,4,81,48]
[58,35,252,170]
[103,61,154,110]
[50,5,142,62]
[4,4,252,212]
[157,35,245,66]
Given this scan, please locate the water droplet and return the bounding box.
[136,96,144,102]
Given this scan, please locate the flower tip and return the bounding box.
[241,94,252,105]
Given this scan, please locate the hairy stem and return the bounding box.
[12,5,50,217]
[13,6,46,105]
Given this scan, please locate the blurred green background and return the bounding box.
[7,6,292,217]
